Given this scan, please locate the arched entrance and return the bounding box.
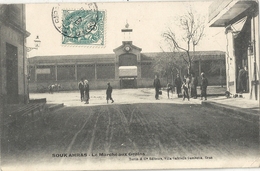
[114,41,142,89]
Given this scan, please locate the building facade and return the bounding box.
[28,48,226,92]
[0,5,30,104]
[209,0,259,100]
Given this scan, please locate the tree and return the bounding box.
[152,49,186,84]
[162,8,205,74]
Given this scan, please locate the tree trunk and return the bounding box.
[220,63,223,87]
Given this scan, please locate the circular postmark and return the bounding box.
[51,3,99,38]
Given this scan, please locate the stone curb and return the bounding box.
[201,101,259,121]
[29,98,47,103]
[48,103,64,112]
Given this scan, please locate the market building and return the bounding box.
[28,22,226,92]
[0,4,30,104]
[28,49,226,92]
[208,0,259,100]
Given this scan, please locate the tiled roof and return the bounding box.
[141,51,225,61]
[29,50,225,64]
[29,54,115,64]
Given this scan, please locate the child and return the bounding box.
[106,82,114,104]
[166,83,173,99]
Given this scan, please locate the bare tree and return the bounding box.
[162,8,205,74]
[153,48,186,84]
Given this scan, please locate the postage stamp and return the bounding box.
[51,3,105,46]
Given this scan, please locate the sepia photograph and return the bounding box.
[0,0,259,170]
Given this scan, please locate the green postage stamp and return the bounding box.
[61,10,105,45]
[51,3,105,46]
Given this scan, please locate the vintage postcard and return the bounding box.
[0,1,259,171]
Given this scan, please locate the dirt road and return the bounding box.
[2,88,259,170]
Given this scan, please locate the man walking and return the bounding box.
[78,79,84,102]
[153,75,161,100]
[106,82,114,104]
[200,72,208,100]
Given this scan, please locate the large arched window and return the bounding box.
[119,53,137,66]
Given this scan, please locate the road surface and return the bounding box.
[2,88,259,170]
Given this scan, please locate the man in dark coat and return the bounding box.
[153,75,161,100]
[238,66,248,93]
[84,80,90,104]
[78,79,84,102]
[190,73,198,99]
[174,74,182,98]
[200,72,208,100]
[106,82,114,104]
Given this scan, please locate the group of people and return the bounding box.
[78,79,90,104]
[154,72,208,101]
[78,79,114,104]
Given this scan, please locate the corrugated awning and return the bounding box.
[119,66,137,77]
[209,0,255,27]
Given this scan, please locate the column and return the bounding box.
[75,63,77,80]
[137,54,141,79]
[226,29,236,94]
[115,59,119,79]
[35,65,37,82]
[55,63,58,81]
[198,60,201,75]
[95,63,97,80]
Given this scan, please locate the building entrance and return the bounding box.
[119,66,137,89]
[234,17,251,93]
[120,78,137,88]
[6,43,18,104]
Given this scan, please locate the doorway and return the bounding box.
[234,17,251,93]
[6,43,18,104]
[120,78,137,88]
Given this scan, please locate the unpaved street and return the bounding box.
[2,89,259,170]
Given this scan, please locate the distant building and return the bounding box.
[28,49,226,92]
[209,0,259,100]
[0,5,30,104]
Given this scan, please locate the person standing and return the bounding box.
[174,74,182,98]
[78,79,84,102]
[185,74,191,96]
[153,75,161,100]
[242,66,248,92]
[190,73,198,99]
[167,83,173,99]
[237,66,244,93]
[84,80,90,104]
[182,79,189,101]
[238,66,248,93]
[106,82,114,104]
[200,72,208,100]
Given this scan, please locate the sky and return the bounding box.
[25,1,227,57]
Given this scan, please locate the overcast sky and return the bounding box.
[25,1,226,57]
